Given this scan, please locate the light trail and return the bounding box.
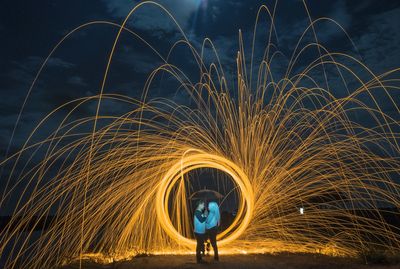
[0,1,399,268]
[156,151,254,247]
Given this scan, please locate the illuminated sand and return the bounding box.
[0,1,400,269]
[61,253,400,269]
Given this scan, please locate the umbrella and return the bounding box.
[189,188,224,200]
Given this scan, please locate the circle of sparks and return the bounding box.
[156,151,254,247]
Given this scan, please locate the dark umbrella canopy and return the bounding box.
[189,189,224,200]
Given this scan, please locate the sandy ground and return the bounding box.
[62,253,400,269]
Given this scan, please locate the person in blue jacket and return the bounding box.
[205,201,220,261]
[193,200,207,263]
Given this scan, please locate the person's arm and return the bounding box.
[195,210,207,223]
[205,211,214,225]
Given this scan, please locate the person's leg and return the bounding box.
[200,235,205,255]
[204,231,210,255]
[195,233,204,262]
[209,227,219,261]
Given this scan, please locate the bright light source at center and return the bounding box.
[299,207,304,215]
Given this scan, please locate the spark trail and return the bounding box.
[0,1,399,268]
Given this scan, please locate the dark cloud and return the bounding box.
[116,45,164,75]
[6,56,75,83]
[353,7,400,73]
[0,0,399,160]
[101,0,201,34]
[67,75,88,87]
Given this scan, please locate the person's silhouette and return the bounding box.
[205,201,220,261]
[193,200,207,263]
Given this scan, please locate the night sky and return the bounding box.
[0,1,399,212]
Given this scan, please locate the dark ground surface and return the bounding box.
[61,253,400,269]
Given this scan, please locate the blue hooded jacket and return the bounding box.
[194,209,206,234]
[205,202,220,230]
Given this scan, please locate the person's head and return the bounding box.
[208,201,219,213]
[196,200,205,211]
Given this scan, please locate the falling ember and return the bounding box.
[0,1,399,269]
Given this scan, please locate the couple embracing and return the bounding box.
[193,200,220,263]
